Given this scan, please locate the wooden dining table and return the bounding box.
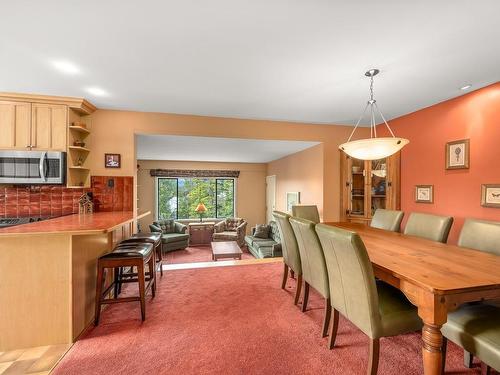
[323,222,500,375]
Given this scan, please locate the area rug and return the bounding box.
[164,244,254,264]
[53,262,481,375]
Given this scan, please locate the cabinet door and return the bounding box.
[0,101,31,149]
[31,104,67,150]
[386,152,401,210]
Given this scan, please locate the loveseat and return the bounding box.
[244,221,282,259]
[212,218,247,247]
[150,219,190,252]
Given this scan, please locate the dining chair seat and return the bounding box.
[316,224,423,374]
[441,218,500,373]
[442,303,500,372]
[404,212,453,243]
[292,205,320,223]
[273,211,303,305]
[370,209,404,232]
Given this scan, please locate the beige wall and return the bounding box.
[86,109,370,221]
[137,160,266,230]
[267,144,324,219]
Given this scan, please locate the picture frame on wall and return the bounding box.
[286,192,300,212]
[481,184,500,208]
[446,139,470,169]
[104,153,121,168]
[415,185,433,203]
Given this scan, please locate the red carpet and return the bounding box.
[54,262,481,375]
[164,245,254,264]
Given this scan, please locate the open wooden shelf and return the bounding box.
[69,126,90,135]
[69,166,90,170]
[68,146,90,152]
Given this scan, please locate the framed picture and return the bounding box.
[104,153,121,168]
[481,184,500,208]
[415,185,433,203]
[286,192,300,212]
[446,139,469,169]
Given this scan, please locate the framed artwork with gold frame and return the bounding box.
[446,139,469,169]
[415,185,433,203]
[481,184,500,208]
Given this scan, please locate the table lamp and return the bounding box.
[195,202,207,222]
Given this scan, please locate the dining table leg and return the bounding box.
[416,291,448,375]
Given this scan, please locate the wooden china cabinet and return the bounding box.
[340,151,401,225]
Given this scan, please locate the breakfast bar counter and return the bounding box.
[0,211,151,351]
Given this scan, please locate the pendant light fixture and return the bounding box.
[339,69,409,160]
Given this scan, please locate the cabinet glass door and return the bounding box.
[370,158,387,215]
[350,158,365,216]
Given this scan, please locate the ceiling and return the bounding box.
[136,135,319,163]
[1,1,499,125]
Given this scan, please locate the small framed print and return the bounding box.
[415,185,433,203]
[446,139,469,169]
[286,192,301,213]
[481,184,500,208]
[104,153,121,168]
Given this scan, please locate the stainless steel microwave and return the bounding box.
[0,151,66,184]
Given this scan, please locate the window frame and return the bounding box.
[155,176,236,220]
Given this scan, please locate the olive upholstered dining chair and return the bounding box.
[403,212,453,243]
[289,216,331,338]
[291,205,320,224]
[315,224,423,374]
[273,211,303,305]
[370,209,404,232]
[441,218,500,374]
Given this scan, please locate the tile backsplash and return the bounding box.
[0,176,133,218]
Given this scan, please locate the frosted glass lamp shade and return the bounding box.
[339,137,409,160]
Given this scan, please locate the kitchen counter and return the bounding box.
[0,210,151,352]
[0,211,151,236]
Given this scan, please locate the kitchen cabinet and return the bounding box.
[31,104,67,151]
[0,101,32,149]
[340,151,401,225]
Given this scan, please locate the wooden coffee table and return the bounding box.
[211,241,242,261]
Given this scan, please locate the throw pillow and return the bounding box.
[226,218,241,231]
[254,224,270,239]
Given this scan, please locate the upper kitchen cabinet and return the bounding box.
[0,101,32,149]
[31,103,68,151]
[0,93,96,152]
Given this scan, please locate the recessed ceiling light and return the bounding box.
[85,87,108,97]
[460,84,472,90]
[51,60,80,75]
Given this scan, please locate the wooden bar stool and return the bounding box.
[94,243,156,325]
[120,233,163,276]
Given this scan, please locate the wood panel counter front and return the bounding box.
[0,211,151,351]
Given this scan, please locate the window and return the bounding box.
[157,177,235,219]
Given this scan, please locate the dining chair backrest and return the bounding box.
[273,211,302,275]
[316,223,381,338]
[404,212,453,243]
[292,205,320,224]
[289,216,329,298]
[370,209,404,232]
[458,218,500,255]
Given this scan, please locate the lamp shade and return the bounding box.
[339,137,409,160]
[195,202,207,213]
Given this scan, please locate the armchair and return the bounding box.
[150,219,189,252]
[212,218,247,247]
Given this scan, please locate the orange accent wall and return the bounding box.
[267,144,324,219]
[378,82,500,244]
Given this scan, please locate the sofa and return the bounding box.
[244,221,282,259]
[212,218,247,247]
[150,219,190,252]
